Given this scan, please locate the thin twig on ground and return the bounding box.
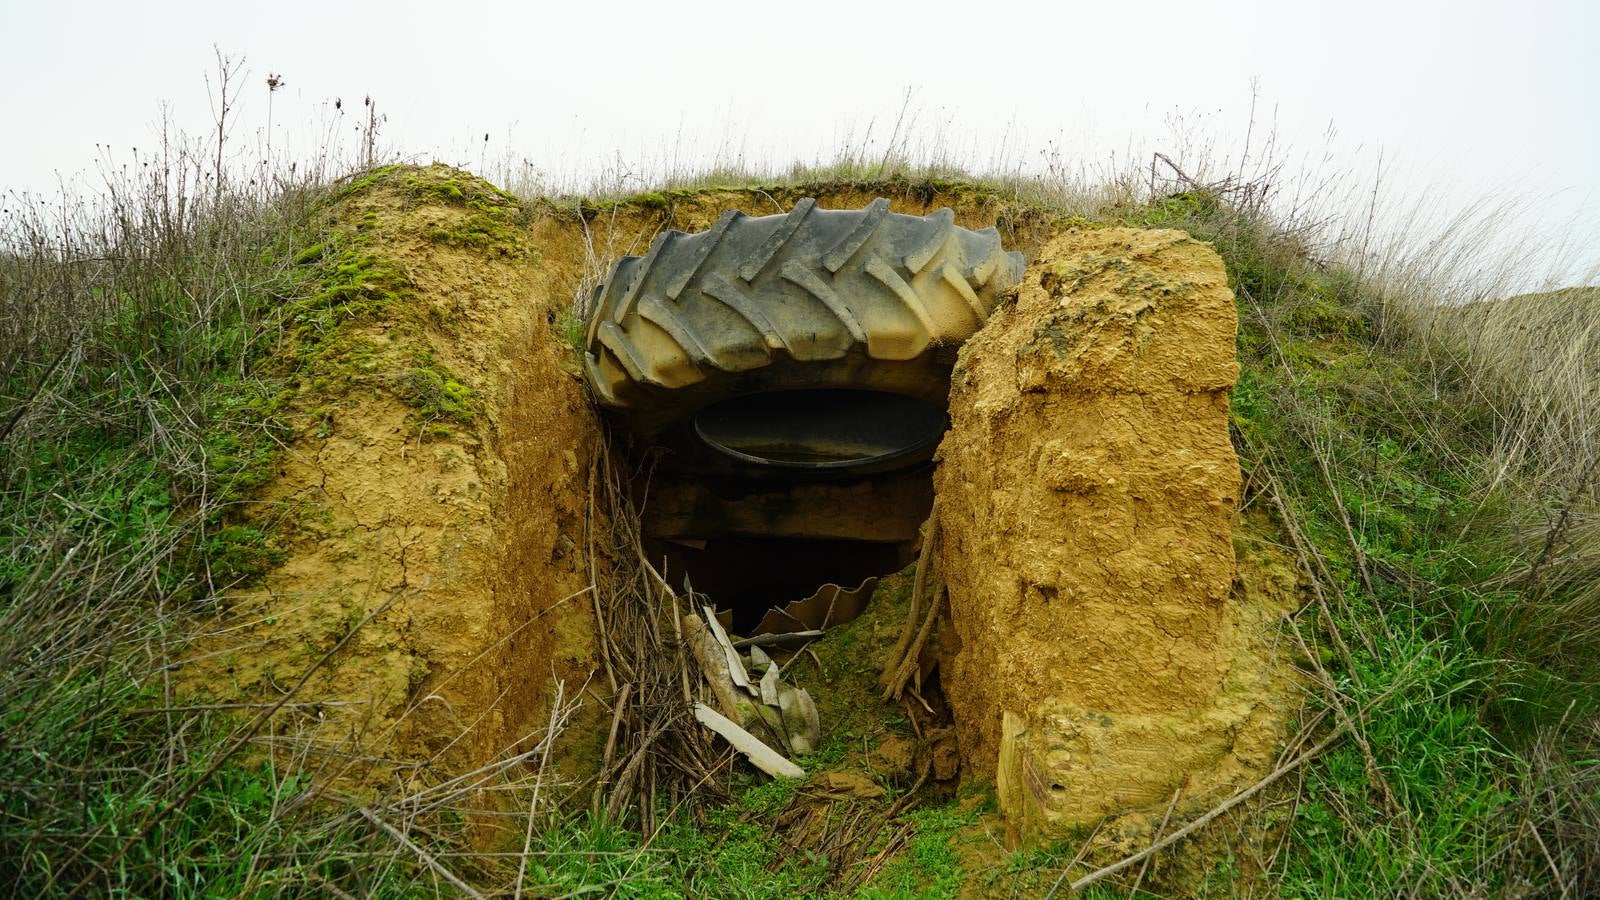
[358,807,484,900]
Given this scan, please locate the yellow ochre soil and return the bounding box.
[935,227,1301,840]
[183,168,603,789]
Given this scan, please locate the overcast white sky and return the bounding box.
[2,0,1595,284]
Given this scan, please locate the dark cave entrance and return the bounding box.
[637,460,933,635]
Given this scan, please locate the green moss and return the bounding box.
[334,163,401,201]
[291,242,326,265]
[402,168,521,210]
[203,430,274,499]
[303,246,410,311]
[203,379,291,505]
[394,366,476,423]
[426,179,465,202]
[203,525,286,586]
[1127,190,1223,227]
[425,212,523,255]
[629,191,671,209]
[427,300,463,334]
[279,222,484,427]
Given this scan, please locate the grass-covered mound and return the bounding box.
[2,140,1595,896]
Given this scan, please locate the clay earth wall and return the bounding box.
[935,227,1299,839]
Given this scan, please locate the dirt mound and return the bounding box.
[177,174,1045,794]
[179,174,1297,863]
[183,166,602,789]
[935,227,1301,840]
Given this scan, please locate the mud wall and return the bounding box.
[936,227,1293,839]
[184,167,601,788]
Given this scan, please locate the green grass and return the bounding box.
[1178,190,1600,895]
[557,306,588,353]
[507,788,979,900]
[855,802,977,899]
[655,779,833,898]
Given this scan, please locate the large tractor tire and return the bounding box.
[583,197,1025,476]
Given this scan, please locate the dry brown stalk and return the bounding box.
[358,807,483,899]
[586,448,732,822]
[1286,621,1402,818]
[1131,787,1183,896]
[882,584,945,702]
[882,512,937,689]
[588,458,618,694]
[1063,669,1415,894]
[591,682,633,818]
[1523,452,1600,598]
[1065,725,1346,894]
[1240,431,1405,820]
[1043,820,1108,899]
[516,679,567,896]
